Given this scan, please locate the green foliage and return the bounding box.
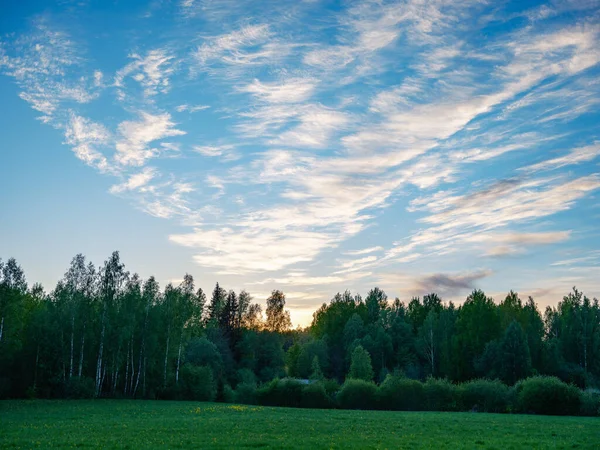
[579,389,600,416]
[179,364,216,401]
[3,251,600,418]
[460,379,509,413]
[349,345,374,381]
[337,379,378,410]
[300,382,333,409]
[310,356,324,381]
[377,375,424,411]
[234,382,258,405]
[515,376,581,415]
[423,378,461,411]
[256,378,304,407]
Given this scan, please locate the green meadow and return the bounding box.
[1,400,598,449]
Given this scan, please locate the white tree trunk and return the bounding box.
[163,328,170,389]
[95,307,106,397]
[134,302,150,397]
[124,345,130,395]
[78,325,85,378]
[176,332,183,384]
[69,315,75,379]
[0,316,4,342]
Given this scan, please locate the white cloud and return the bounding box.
[115,112,185,166]
[345,246,384,256]
[240,77,317,104]
[115,49,176,97]
[64,114,112,173]
[193,144,235,157]
[522,143,600,172]
[109,167,157,194]
[176,104,210,113]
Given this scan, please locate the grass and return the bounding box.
[1,400,599,449]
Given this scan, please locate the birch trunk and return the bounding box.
[0,316,4,342]
[124,344,130,395]
[134,301,150,397]
[176,331,183,384]
[69,314,75,379]
[163,327,170,389]
[78,323,85,378]
[129,336,135,395]
[95,305,106,397]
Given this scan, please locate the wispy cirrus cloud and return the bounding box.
[2,0,600,323]
[115,112,186,166]
[115,49,176,98]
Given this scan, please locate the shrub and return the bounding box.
[64,376,95,399]
[580,389,600,417]
[235,382,257,405]
[321,378,341,398]
[256,378,303,407]
[223,384,236,403]
[461,379,509,413]
[179,364,216,401]
[301,382,333,409]
[337,379,377,410]
[378,375,424,411]
[516,376,581,416]
[423,378,460,411]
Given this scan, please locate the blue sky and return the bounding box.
[1,0,599,326]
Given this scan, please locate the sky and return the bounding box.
[1,0,599,327]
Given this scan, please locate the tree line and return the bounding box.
[1,252,599,406]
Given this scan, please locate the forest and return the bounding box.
[1,251,599,415]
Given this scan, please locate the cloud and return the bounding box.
[240,77,317,104]
[467,231,572,256]
[521,143,600,172]
[0,20,99,121]
[115,112,185,166]
[345,246,384,256]
[193,24,276,69]
[175,104,210,113]
[380,269,493,299]
[193,144,236,158]
[64,114,112,173]
[393,175,600,261]
[115,49,176,97]
[169,227,334,273]
[109,167,157,194]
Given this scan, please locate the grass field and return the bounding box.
[1,400,599,449]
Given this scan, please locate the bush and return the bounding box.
[223,384,235,403]
[580,389,600,417]
[64,376,95,399]
[179,364,216,401]
[378,375,424,411]
[337,379,377,410]
[516,376,581,415]
[301,382,333,409]
[423,378,460,411]
[256,378,303,407]
[321,378,341,398]
[461,379,509,413]
[235,382,257,405]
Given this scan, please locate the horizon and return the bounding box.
[1,0,599,328]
